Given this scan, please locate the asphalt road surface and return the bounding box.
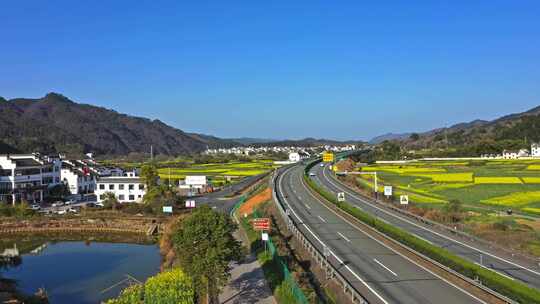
[276,165,484,304]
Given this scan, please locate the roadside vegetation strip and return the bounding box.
[522,208,540,216]
[305,160,540,304]
[481,191,540,207]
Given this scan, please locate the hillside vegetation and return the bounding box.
[0,93,237,156]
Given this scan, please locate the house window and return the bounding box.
[138,195,142,198]
[119,194,125,201]
[139,184,144,190]
[119,184,124,190]
[109,184,114,190]
[129,184,134,190]
[99,184,105,190]
[129,195,135,201]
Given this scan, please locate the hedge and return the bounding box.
[303,159,540,304]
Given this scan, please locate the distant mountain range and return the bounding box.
[371,105,540,154]
[0,93,239,156]
[0,93,362,156]
[369,133,412,144]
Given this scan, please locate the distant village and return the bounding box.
[204,144,357,156]
[483,143,540,159]
[0,153,211,206]
[0,144,356,207]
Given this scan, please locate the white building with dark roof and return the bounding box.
[0,154,61,204]
[60,160,98,195]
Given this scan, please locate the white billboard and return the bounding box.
[163,206,173,213]
[185,175,207,186]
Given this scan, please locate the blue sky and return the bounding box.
[1,1,539,140]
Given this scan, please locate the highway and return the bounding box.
[310,162,540,290]
[276,164,485,304]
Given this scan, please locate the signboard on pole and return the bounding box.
[337,192,345,202]
[384,186,393,196]
[322,152,334,163]
[261,232,269,241]
[252,218,271,231]
[185,200,196,208]
[400,195,409,205]
[162,206,173,214]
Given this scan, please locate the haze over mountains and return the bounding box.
[0,93,361,156]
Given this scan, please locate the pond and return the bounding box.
[1,241,160,304]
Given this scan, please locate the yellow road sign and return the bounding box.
[322,152,334,162]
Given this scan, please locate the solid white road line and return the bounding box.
[302,169,486,304]
[318,215,326,223]
[277,166,389,304]
[320,166,540,278]
[304,203,311,210]
[475,263,515,281]
[337,231,351,243]
[374,258,398,277]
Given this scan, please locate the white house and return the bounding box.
[288,152,301,162]
[180,175,208,190]
[502,150,519,159]
[60,160,97,195]
[0,154,61,204]
[532,143,540,157]
[95,176,146,203]
[502,149,529,159]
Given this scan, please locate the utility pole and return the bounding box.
[150,145,153,162]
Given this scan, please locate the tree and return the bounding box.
[444,199,463,222]
[103,191,119,210]
[172,206,242,304]
[410,133,420,141]
[141,164,159,191]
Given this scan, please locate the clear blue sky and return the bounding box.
[1,1,539,140]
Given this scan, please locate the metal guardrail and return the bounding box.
[271,169,369,304]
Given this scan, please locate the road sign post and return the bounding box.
[400,195,409,205]
[337,192,345,202]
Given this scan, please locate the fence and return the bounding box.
[231,187,309,304]
[270,169,369,304]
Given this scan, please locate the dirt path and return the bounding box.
[218,230,275,304]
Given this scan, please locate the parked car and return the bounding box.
[57,209,67,215]
[52,201,64,207]
[67,207,78,213]
[95,202,105,208]
[29,204,41,210]
[309,172,316,176]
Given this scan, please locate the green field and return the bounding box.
[356,159,540,215]
[157,160,279,186]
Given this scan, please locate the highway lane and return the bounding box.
[278,165,484,304]
[312,163,540,289]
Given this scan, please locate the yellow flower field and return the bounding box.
[413,173,474,183]
[522,177,540,184]
[362,166,445,174]
[482,191,540,207]
[522,207,540,215]
[527,165,540,170]
[474,177,522,184]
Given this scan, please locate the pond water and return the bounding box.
[1,241,160,304]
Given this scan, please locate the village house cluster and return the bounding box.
[482,143,540,159]
[0,152,215,206]
[204,144,357,156]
